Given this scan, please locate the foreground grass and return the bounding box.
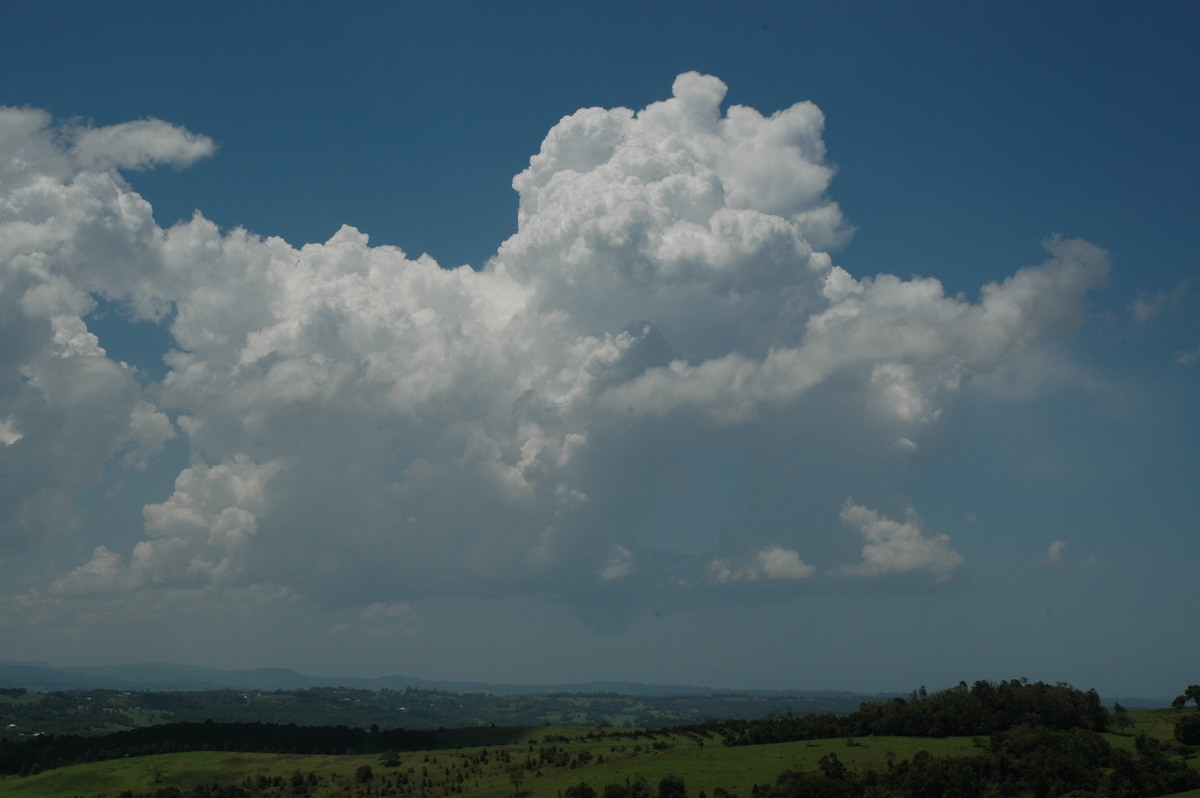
[0,752,348,796]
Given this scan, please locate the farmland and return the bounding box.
[2,680,1199,798]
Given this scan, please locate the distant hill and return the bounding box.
[0,659,869,699]
[0,661,897,736]
[0,660,1167,710]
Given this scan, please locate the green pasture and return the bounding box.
[0,751,353,796]
[524,733,983,798]
[0,717,1196,798]
[0,729,986,798]
[1119,710,1200,797]
[1128,708,1192,740]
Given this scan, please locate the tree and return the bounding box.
[355,764,374,783]
[1173,685,1200,711]
[1176,713,1200,746]
[603,783,630,798]
[565,782,597,798]
[818,753,849,781]
[768,769,857,798]
[1112,703,1135,735]
[508,764,526,795]
[658,774,687,798]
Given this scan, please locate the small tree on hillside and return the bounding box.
[565,782,597,798]
[819,752,849,780]
[1112,703,1134,735]
[508,764,526,795]
[658,774,687,798]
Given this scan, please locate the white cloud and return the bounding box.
[0,417,21,446]
[838,501,964,580]
[710,545,816,583]
[49,545,126,595]
[0,78,1109,630]
[756,545,818,580]
[599,545,635,581]
[1034,540,1099,569]
[1046,540,1068,564]
[70,118,215,172]
[49,457,280,597]
[119,401,176,468]
[500,72,842,361]
[870,362,940,424]
[599,238,1107,423]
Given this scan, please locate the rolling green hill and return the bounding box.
[2,711,1198,798]
[2,680,1198,798]
[0,728,990,798]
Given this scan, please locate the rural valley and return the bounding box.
[3,677,1199,798]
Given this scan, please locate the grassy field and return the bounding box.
[0,731,982,798]
[1,712,1197,798]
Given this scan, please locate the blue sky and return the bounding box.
[1,1,1197,699]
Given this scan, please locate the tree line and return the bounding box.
[677,679,1112,745]
[0,719,439,776]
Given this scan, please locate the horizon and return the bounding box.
[0,658,1181,703]
[1,2,1197,700]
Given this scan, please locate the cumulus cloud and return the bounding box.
[0,76,1109,631]
[710,545,816,583]
[600,236,1108,422]
[0,417,21,446]
[599,545,636,581]
[838,501,964,580]
[50,457,280,596]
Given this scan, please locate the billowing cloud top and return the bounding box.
[0,75,1108,628]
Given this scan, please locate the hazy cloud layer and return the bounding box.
[0,75,1110,632]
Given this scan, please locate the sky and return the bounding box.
[0,1,1197,699]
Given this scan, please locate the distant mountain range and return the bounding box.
[0,659,865,698]
[0,660,1169,709]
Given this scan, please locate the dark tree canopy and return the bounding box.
[694,678,1110,746]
